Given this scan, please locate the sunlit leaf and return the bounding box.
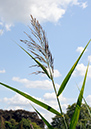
[77,85,91,117]
[57,39,91,97]
[31,104,54,129]
[0,82,62,117]
[69,63,89,129]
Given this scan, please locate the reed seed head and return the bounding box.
[20,15,54,76]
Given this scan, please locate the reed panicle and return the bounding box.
[20,15,54,76]
[0,15,90,129]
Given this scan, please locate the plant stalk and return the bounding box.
[51,75,68,129]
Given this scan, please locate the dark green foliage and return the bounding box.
[5,121,12,129]
[67,103,91,129]
[51,114,69,129]
[31,122,43,129]
[18,118,31,129]
[18,118,43,129]
[2,118,43,129]
[5,118,18,129]
[51,103,91,129]
[0,109,44,129]
[0,116,5,129]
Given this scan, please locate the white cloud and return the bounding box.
[12,77,60,90]
[88,55,91,63]
[54,69,61,77]
[3,92,68,111]
[73,63,91,78]
[5,24,13,31]
[0,0,87,25]
[0,69,6,73]
[2,91,69,122]
[73,63,86,76]
[76,46,84,53]
[0,22,4,35]
[0,29,4,35]
[3,93,29,106]
[86,95,91,106]
[0,22,3,26]
[0,20,13,32]
[43,92,68,112]
[76,46,87,53]
[44,92,67,103]
[42,69,61,78]
[81,2,88,9]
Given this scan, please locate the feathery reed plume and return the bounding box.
[20,15,54,76]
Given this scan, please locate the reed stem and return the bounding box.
[51,75,68,129]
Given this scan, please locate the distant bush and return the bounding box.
[0,117,43,129]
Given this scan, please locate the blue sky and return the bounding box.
[0,0,91,122]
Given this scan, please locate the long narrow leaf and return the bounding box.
[17,43,51,79]
[83,97,91,117]
[31,104,54,129]
[57,39,91,97]
[0,82,62,117]
[69,63,89,129]
[77,86,91,117]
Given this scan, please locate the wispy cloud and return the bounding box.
[81,2,88,9]
[0,29,4,35]
[44,92,67,103]
[0,20,13,34]
[0,22,4,35]
[3,93,29,106]
[0,69,6,73]
[5,24,13,31]
[53,69,62,77]
[3,92,69,122]
[73,63,91,78]
[76,46,87,53]
[88,55,91,63]
[86,95,91,106]
[42,69,61,78]
[0,22,3,26]
[0,0,87,25]
[12,77,60,90]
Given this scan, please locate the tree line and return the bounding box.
[0,103,91,129]
[51,103,91,129]
[0,109,44,129]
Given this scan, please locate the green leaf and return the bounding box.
[0,82,61,117]
[83,96,91,117]
[31,104,54,129]
[69,63,89,129]
[17,43,50,79]
[57,39,91,97]
[77,86,91,117]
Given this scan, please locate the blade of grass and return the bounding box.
[69,63,89,129]
[57,39,91,97]
[31,104,54,129]
[16,43,51,79]
[83,97,91,117]
[77,85,91,117]
[0,82,62,117]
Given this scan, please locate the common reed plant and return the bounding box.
[0,15,91,129]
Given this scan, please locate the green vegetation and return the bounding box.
[0,117,43,129]
[0,15,91,129]
[51,103,91,129]
[0,109,44,129]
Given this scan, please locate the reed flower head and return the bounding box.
[20,15,54,76]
